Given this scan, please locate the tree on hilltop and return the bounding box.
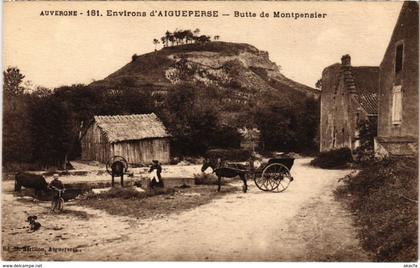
[168,34,175,46]
[165,31,172,46]
[185,30,194,44]
[156,28,215,48]
[174,30,185,45]
[198,35,211,43]
[153,38,160,51]
[160,36,166,47]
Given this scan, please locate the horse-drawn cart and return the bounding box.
[202,150,295,193]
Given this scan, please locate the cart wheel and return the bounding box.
[257,163,292,192]
[254,165,280,192]
[106,156,128,175]
[254,174,279,191]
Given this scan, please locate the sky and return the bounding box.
[4,1,403,89]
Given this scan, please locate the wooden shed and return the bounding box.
[81,113,171,164]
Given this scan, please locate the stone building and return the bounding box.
[320,55,379,152]
[375,2,419,156]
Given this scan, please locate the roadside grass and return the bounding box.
[77,185,238,219]
[335,157,418,261]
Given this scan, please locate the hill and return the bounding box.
[90,41,319,101]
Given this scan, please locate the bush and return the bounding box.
[335,157,418,261]
[354,118,377,163]
[310,148,353,169]
[132,54,139,62]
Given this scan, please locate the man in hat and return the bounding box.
[149,160,163,188]
[48,174,65,209]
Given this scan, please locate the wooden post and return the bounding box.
[120,173,124,187]
[111,174,115,187]
[63,153,68,171]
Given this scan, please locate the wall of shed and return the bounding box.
[112,138,170,164]
[81,123,170,164]
[81,123,111,163]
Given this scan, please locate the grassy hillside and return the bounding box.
[90,41,319,98]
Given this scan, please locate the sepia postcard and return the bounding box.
[2,0,418,264]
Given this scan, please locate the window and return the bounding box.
[395,43,404,74]
[392,85,402,125]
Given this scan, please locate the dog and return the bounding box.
[27,216,41,232]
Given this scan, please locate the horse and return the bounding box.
[201,158,248,193]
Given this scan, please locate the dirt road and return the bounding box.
[2,158,371,261]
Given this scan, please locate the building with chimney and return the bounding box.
[320,55,380,152]
[375,2,419,157]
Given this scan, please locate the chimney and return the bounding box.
[341,54,351,66]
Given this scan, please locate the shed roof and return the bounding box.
[94,113,170,143]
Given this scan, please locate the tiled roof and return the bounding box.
[344,66,380,115]
[354,93,378,115]
[94,113,170,143]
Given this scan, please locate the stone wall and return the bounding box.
[377,2,419,156]
[320,63,355,152]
